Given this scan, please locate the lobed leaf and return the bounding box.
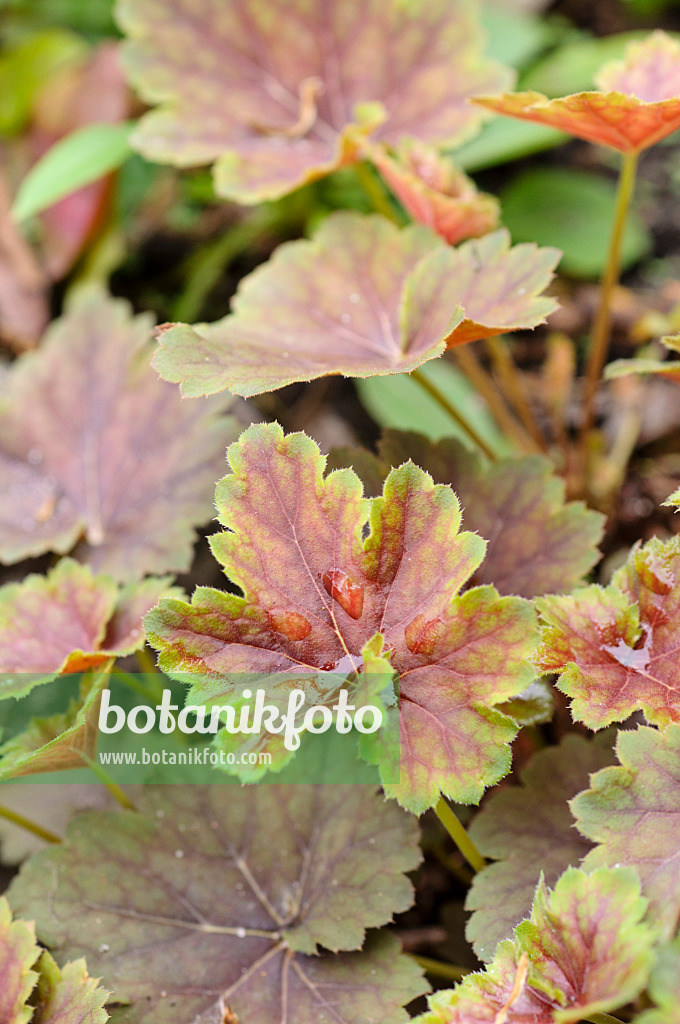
[418,866,654,1024]
[465,734,617,961]
[8,785,426,1024]
[536,535,680,729]
[153,215,559,398]
[0,897,108,1024]
[572,723,680,941]
[475,31,680,153]
[145,422,537,812]
[0,896,39,1024]
[636,935,680,1024]
[606,332,680,383]
[330,430,603,598]
[368,142,500,245]
[0,287,235,581]
[0,558,175,696]
[116,0,510,203]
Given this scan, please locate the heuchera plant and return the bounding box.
[0,2,679,1023]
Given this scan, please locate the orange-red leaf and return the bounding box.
[476,31,680,153]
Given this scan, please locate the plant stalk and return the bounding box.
[484,335,546,450]
[410,368,496,460]
[76,751,137,811]
[435,797,486,873]
[583,1015,624,1024]
[0,803,61,844]
[410,954,469,983]
[453,346,540,453]
[581,150,639,439]
[355,161,402,224]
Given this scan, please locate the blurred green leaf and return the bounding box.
[0,0,116,41]
[455,117,567,172]
[481,1,559,70]
[500,167,651,278]
[12,121,134,222]
[0,28,86,136]
[355,359,514,455]
[522,31,654,96]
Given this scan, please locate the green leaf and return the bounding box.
[9,786,426,1024]
[455,117,567,173]
[465,734,617,961]
[0,668,110,780]
[355,362,513,455]
[636,935,680,1024]
[12,122,134,223]
[572,723,680,942]
[522,30,655,96]
[0,287,235,580]
[501,167,651,278]
[117,0,511,203]
[145,422,537,812]
[535,535,680,729]
[154,216,559,398]
[0,29,87,137]
[418,867,654,1024]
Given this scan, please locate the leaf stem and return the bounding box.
[484,336,546,450]
[453,346,540,453]
[582,1015,625,1024]
[0,802,61,844]
[410,954,469,983]
[76,751,137,811]
[435,797,486,873]
[580,150,639,440]
[410,368,496,460]
[355,161,402,224]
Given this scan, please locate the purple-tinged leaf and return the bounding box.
[0,558,176,696]
[0,287,235,581]
[117,0,511,203]
[154,216,559,398]
[573,723,680,941]
[465,734,617,961]
[9,786,426,1024]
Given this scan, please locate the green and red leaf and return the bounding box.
[154,215,559,398]
[572,723,680,941]
[117,0,510,203]
[8,785,426,1024]
[536,535,680,728]
[330,430,603,599]
[465,734,617,961]
[0,897,39,1024]
[145,422,537,812]
[418,867,654,1024]
[0,559,176,695]
[0,898,108,1024]
[475,31,680,153]
[0,288,235,581]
